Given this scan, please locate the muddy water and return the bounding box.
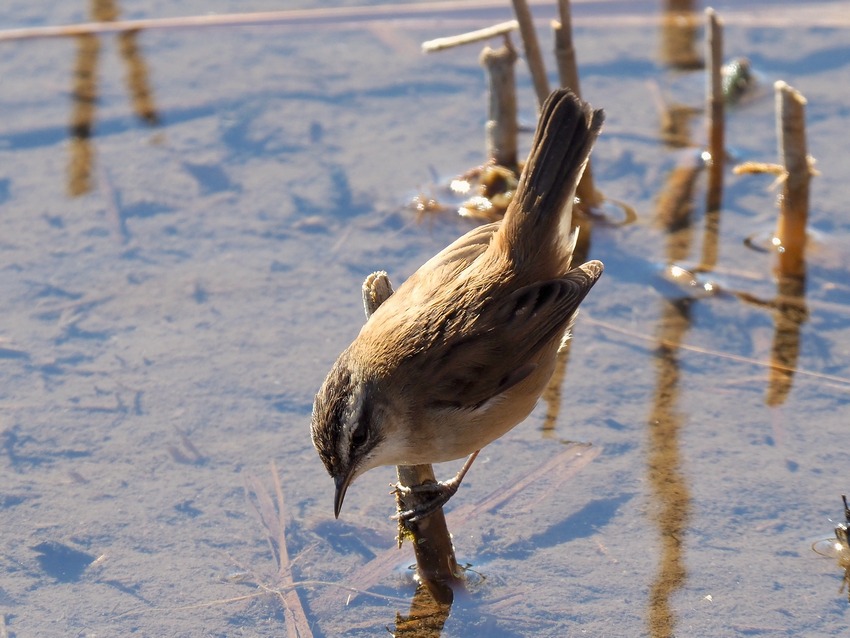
[1,1,849,636]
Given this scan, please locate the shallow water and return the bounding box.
[1,1,849,636]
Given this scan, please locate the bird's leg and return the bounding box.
[394,450,480,523]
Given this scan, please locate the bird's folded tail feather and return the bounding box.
[499,89,604,269]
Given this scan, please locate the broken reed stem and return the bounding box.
[244,466,313,637]
[552,0,601,207]
[511,0,550,109]
[480,41,519,171]
[421,20,517,53]
[705,8,724,213]
[362,272,459,605]
[774,81,811,278]
[552,6,579,92]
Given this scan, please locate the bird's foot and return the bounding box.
[392,450,480,524]
[392,477,463,524]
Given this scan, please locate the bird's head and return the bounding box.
[310,354,394,518]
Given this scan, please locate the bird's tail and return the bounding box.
[499,89,604,272]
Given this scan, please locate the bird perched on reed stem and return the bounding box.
[312,89,605,520]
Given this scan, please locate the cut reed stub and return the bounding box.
[481,42,519,172]
[704,7,725,213]
[773,81,814,278]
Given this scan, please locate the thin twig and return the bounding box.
[448,442,600,518]
[422,20,517,53]
[118,579,410,618]
[583,313,850,390]
[0,3,846,42]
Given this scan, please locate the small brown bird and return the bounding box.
[312,89,605,519]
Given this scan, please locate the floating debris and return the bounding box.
[813,495,850,602]
[453,163,519,222]
[721,57,762,105]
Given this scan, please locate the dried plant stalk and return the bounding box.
[705,8,724,213]
[480,42,519,171]
[421,20,517,53]
[244,464,313,637]
[774,81,811,278]
[511,0,550,108]
[552,0,601,206]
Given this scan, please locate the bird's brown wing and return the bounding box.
[425,260,603,409]
[356,222,501,370]
[409,221,500,282]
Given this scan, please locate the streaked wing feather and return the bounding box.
[427,261,603,409]
[409,222,499,281]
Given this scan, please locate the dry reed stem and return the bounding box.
[552,0,601,207]
[510,0,550,109]
[0,3,846,42]
[659,0,702,70]
[774,81,812,278]
[421,20,517,53]
[481,41,519,171]
[553,0,579,92]
[244,464,313,638]
[704,8,724,214]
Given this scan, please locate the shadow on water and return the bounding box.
[496,494,634,558]
[643,3,812,634]
[646,11,701,614]
[646,295,692,638]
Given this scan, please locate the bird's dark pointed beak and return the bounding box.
[334,470,354,519]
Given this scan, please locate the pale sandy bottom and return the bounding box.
[1,1,849,636]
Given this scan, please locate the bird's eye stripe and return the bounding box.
[351,422,368,448]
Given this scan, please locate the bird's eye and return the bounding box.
[351,422,368,449]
